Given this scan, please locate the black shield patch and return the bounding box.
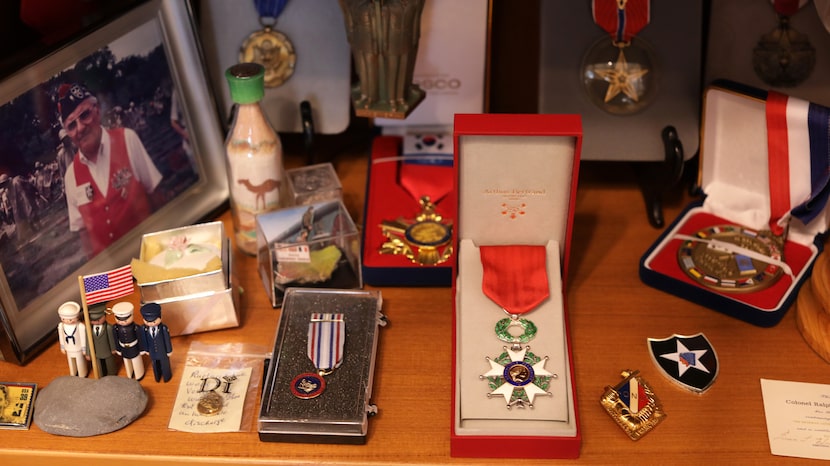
[648,333,718,393]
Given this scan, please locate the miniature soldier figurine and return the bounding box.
[57,301,88,377]
[139,303,173,383]
[111,302,145,381]
[88,303,118,377]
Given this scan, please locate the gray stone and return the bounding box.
[34,375,148,437]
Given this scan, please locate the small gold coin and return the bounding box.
[197,391,224,416]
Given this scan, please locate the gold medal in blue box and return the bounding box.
[677,91,830,293]
[677,224,787,292]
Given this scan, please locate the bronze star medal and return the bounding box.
[594,48,649,103]
[582,0,657,115]
[379,196,453,266]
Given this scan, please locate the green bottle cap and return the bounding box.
[225,63,266,104]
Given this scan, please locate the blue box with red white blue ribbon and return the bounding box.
[640,80,830,327]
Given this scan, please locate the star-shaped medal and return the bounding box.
[594,48,649,103]
[480,346,556,409]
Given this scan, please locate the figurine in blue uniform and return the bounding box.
[112,302,145,381]
[139,303,173,383]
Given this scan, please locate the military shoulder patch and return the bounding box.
[648,333,719,393]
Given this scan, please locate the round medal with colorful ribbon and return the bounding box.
[677,224,785,292]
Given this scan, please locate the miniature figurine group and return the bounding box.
[57,301,173,382]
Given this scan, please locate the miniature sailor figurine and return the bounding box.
[88,303,118,377]
[57,301,88,377]
[139,303,173,383]
[111,302,145,381]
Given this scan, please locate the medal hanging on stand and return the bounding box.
[478,245,557,409]
[240,0,297,88]
[581,0,657,115]
[753,0,815,88]
[290,313,345,399]
[379,153,454,266]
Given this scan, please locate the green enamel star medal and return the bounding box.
[478,245,557,409]
[480,346,555,409]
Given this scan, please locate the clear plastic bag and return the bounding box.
[168,341,269,433]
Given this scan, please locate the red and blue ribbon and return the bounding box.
[307,313,345,372]
[592,0,650,44]
[766,91,830,229]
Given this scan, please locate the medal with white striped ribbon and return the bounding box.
[290,312,345,399]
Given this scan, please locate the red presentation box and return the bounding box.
[451,113,582,459]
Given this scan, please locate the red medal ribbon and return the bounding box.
[593,0,651,43]
[398,162,454,204]
[765,91,792,236]
[480,245,549,315]
[772,0,803,17]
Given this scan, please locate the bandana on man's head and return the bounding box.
[57,83,93,122]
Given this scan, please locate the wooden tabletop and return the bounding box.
[2,146,826,465]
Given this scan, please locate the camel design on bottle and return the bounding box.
[238,178,280,211]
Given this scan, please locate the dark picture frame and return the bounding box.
[0,0,228,364]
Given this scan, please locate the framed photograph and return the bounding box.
[0,0,228,364]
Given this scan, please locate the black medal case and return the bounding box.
[258,288,384,444]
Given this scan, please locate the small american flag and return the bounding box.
[82,264,134,305]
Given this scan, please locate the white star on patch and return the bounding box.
[659,340,710,377]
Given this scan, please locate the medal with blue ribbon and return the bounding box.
[240,0,296,87]
[290,312,345,399]
[788,99,830,225]
[676,91,830,293]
